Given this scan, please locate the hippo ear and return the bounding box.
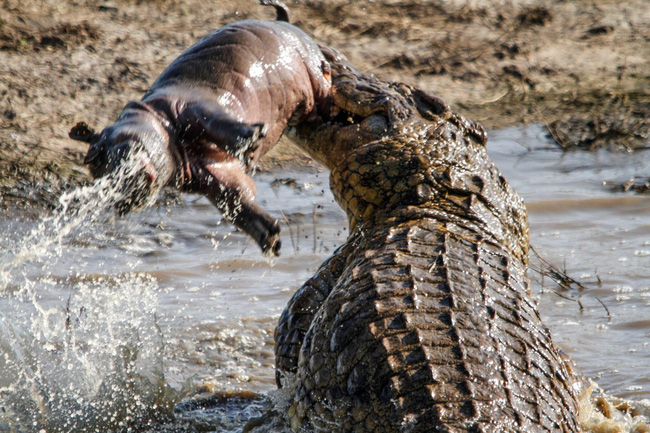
[69,122,100,143]
[181,102,267,166]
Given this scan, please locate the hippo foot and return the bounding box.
[236,207,281,256]
[260,224,281,257]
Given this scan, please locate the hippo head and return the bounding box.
[70,106,175,213]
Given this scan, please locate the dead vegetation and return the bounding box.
[529,246,612,319]
[605,177,650,194]
[546,95,649,151]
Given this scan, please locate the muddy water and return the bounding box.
[1,125,648,432]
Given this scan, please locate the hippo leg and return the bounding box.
[193,160,281,256]
[179,102,267,167]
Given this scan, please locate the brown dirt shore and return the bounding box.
[1,0,648,209]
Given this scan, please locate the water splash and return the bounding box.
[1,149,159,292]
[579,384,650,433]
[0,275,180,433]
[0,154,180,432]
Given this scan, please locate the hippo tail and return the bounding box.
[259,0,290,22]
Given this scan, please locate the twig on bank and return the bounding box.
[549,289,585,311]
[473,89,510,106]
[313,203,317,254]
[279,209,297,255]
[595,296,612,320]
[530,244,587,291]
[530,265,585,311]
[530,245,613,318]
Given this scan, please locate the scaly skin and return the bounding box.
[274,48,583,432]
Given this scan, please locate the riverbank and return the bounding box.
[1,0,648,208]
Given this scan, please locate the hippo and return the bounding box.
[70,0,331,255]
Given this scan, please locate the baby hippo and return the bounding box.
[70,0,331,255]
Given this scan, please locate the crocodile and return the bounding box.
[273,47,584,432]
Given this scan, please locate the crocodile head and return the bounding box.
[288,46,528,260]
